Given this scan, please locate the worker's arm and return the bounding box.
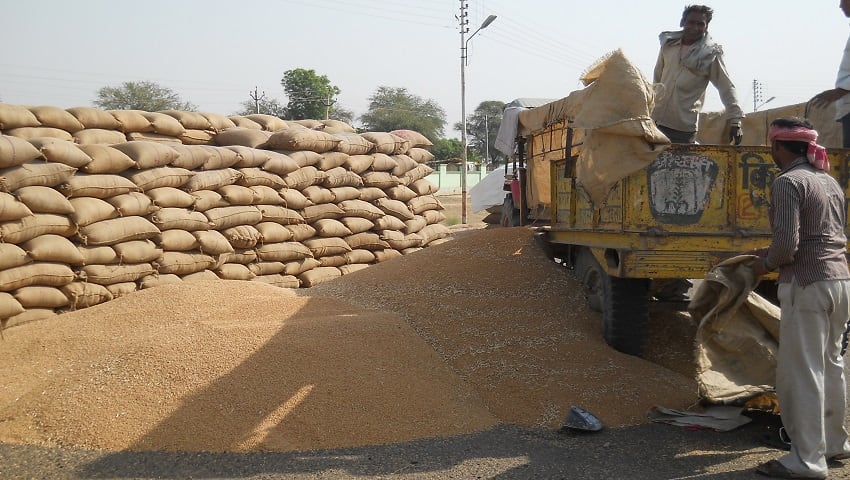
[652,47,665,84]
[709,54,743,144]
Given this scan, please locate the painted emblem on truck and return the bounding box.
[648,150,719,224]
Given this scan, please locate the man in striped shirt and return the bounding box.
[752,117,850,479]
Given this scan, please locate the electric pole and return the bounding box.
[752,80,775,112]
[250,86,266,114]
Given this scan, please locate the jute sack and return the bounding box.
[230,146,274,168]
[390,129,433,148]
[167,144,210,170]
[193,229,235,255]
[247,261,287,276]
[249,185,287,205]
[0,214,76,244]
[113,141,179,169]
[283,257,321,276]
[108,110,153,133]
[66,106,122,130]
[418,223,451,245]
[78,144,136,174]
[159,110,212,130]
[138,273,183,289]
[321,119,356,133]
[0,243,30,270]
[385,185,418,202]
[345,249,376,264]
[255,241,314,262]
[361,171,399,189]
[358,187,388,202]
[408,147,435,164]
[261,153,300,175]
[182,168,242,193]
[303,237,351,257]
[258,205,306,225]
[343,154,374,173]
[339,264,370,275]
[372,214,407,231]
[408,194,444,215]
[80,263,157,285]
[6,127,74,141]
[344,232,390,251]
[0,135,43,168]
[422,209,446,224]
[13,286,70,309]
[146,186,195,208]
[204,205,263,229]
[0,263,75,292]
[140,111,186,136]
[360,132,404,154]
[214,127,272,148]
[237,168,286,188]
[409,178,438,196]
[0,191,33,221]
[158,229,199,251]
[60,174,140,199]
[291,119,323,129]
[318,255,347,268]
[28,138,92,168]
[77,245,119,265]
[333,133,373,155]
[283,150,322,168]
[125,166,194,191]
[312,218,352,237]
[252,273,300,289]
[191,190,225,212]
[155,251,216,275]
[279,188,313,209]
[28,105,84,132]
[113,239,162,263]
[282,166,322,190]
[125,131,180,145]
[76,216,160,246]
[316,151,349,171]
[228,116,263,130]
[285,223,316,242]
[149,207,212,231]
[322,167,363,188]
[391,154,418,176]
[330,186,360,202]
[303,185,335,205]
[370,153,398,171]
[373,248,403,262]
[298,266,341,287]
[61,281,113,310]
[72,128,126,145]
[198,145,240,170]
[265,129,340,153]
[218,184,259,205]
[220,248,258,265]
[401,246,423,255]
[200,112,237,132]
[20,234,86,264]
[375,198,415,220]
[339,216,374,234]
[215,263,255,281]
[0,163,77,192]
[106,282,138,298]
[0,104,41,129]
[402,164,435,186]
[0,292,25,320]
[245,114,288,131]
[301,203,345,223]
[337,199,385,220]
[404,215,428,234]
[3,308,56,328]
[382,231,423,250]
[106,192,158,217]
[254,222,292,243]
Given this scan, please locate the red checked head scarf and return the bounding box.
[768,124,830,171]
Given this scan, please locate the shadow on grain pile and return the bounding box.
[0,227,698,454]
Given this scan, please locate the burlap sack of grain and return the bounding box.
[107,110,153,133]
[203,205,263,229]
[0,214,76,244]
[213,127,271,148]
[298,266,341,287]
[344,248,375,264]
[290,119,322,129]
[20,234,85,265]
[314,151,348,171]
[124,132,181,143]
[265,129,341,153]
[149,207,212,231]
[279,188,312,210]
[245,114,288,131]
[158,229,198,251]
[182,168,241,192]
[219,225,260,249]
[146,186,195,209]
[0,192,33,221]
[72,128,126,145]
[408,194,444,215]
[77,245,119,265]
[336,199,385,221]
[283,150,322,168]
[302,185,334,205]
[390,129,433,148]
[61,281,113,309]
[321,119,356,133]
[372,214,407,231]
[155,251,216,276]
[339,263,370,275]
[200,112,236,132]
[14,186,73,215]
[369,153,397,172]
[3,308,58,327]
[159,110,212,131]
[375,197,415,221]
[6,126,73,142]
[401,164,435,186]
[80,263,157,285]
[257,204,306,225]
[373,248,402,262]
[404,215,428,234]
[318,255,347,268]
[303,237,352,258]
[27,138,92,168]
[191,190,225,212]
[165,144,208,170]
[125,166,194,192]
[219,249,258,266]
[69,197,118,227]
[253,273,300,288]
[59,174,140,199]
[419,223,451,245]
[198,145,240,170]
[106,191,158,217]
[26,105,84,132]
[282,165,321,191]
[340,216,374,234]
[193,230,235,255]
[13,286,70,309]
[228,116,263,130]
[66,107,121,130]
[312,218,352,237]
[112,239,162,264]
[214,263,255,281]
[389,154,417,177]
[409,178,438,196]
[218,184,259,206]
[385,185,417,202]
[330,186,360,203]
[344,232,390,251]
[106,281,138,298]
[138,111,186,137]
[333,133,373,156]
[282,257,321,276]
[248,261,287,276]
[250,185,287,205]
[255,241,313,262]
[342,154,374,174]
[0,135,43,168]
[361,171,399,190]
[260,153,300,176]
[76,216,160,246]
[77,144,135,174]
[358,187,387,203]
[379,230,424,250]
[402,246,423,254]
[254,221,292,243]
[407,147,435,164]
[0,263,75,292]
[422,209,446,224]
[361,132,408,155]
[322,167,364,189]
[138,273,183,289]
[301,203,346,223]
[228,146,274,168]
[0,163,77,192]
[0,243,30,270]
[0,292,25,320]
[112,141,178,169]
[0,104,41,129]
[236,168,286,189]
[285,223,316,242]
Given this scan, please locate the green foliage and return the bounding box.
[281,68,341,120]
[235,97,287,117]
[359,86,446,141]
[430,138,463,162]
[93,81,196,111]
[453,100,505,164]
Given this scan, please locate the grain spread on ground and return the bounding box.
[0,226,699,453]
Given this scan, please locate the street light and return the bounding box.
[460,13,497,224]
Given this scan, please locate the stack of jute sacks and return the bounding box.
[0,103,451,328]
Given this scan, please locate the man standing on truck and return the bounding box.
[652,4,743,145]
[750,117,850,479]
[809,0,850,148]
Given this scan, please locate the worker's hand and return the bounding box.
[811,88,850,108]
[729,125,742,146]
[751,257,772,277]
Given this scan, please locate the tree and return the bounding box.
[235,97,287,117]
[429,137,478,164]
[94,81,196,111]
[454,100,505,165]
[281,68,341,120]
[359,86,446,141]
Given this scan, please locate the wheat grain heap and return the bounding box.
[0,103,452,327]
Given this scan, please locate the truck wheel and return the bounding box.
[501,195,521,227]
[602,276,650,357]
[573,248,604,312]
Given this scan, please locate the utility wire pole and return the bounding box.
[752,80,775,112]
[323,93,336,120]
[250,86,266,114]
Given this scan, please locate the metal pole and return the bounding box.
[460,1,468,224]
[484,115,489,165]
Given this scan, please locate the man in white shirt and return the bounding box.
[810,0,850,148]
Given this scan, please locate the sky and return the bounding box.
[1,0,847,138]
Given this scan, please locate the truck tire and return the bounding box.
[501,195,521,227]
[572,248,649,356]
